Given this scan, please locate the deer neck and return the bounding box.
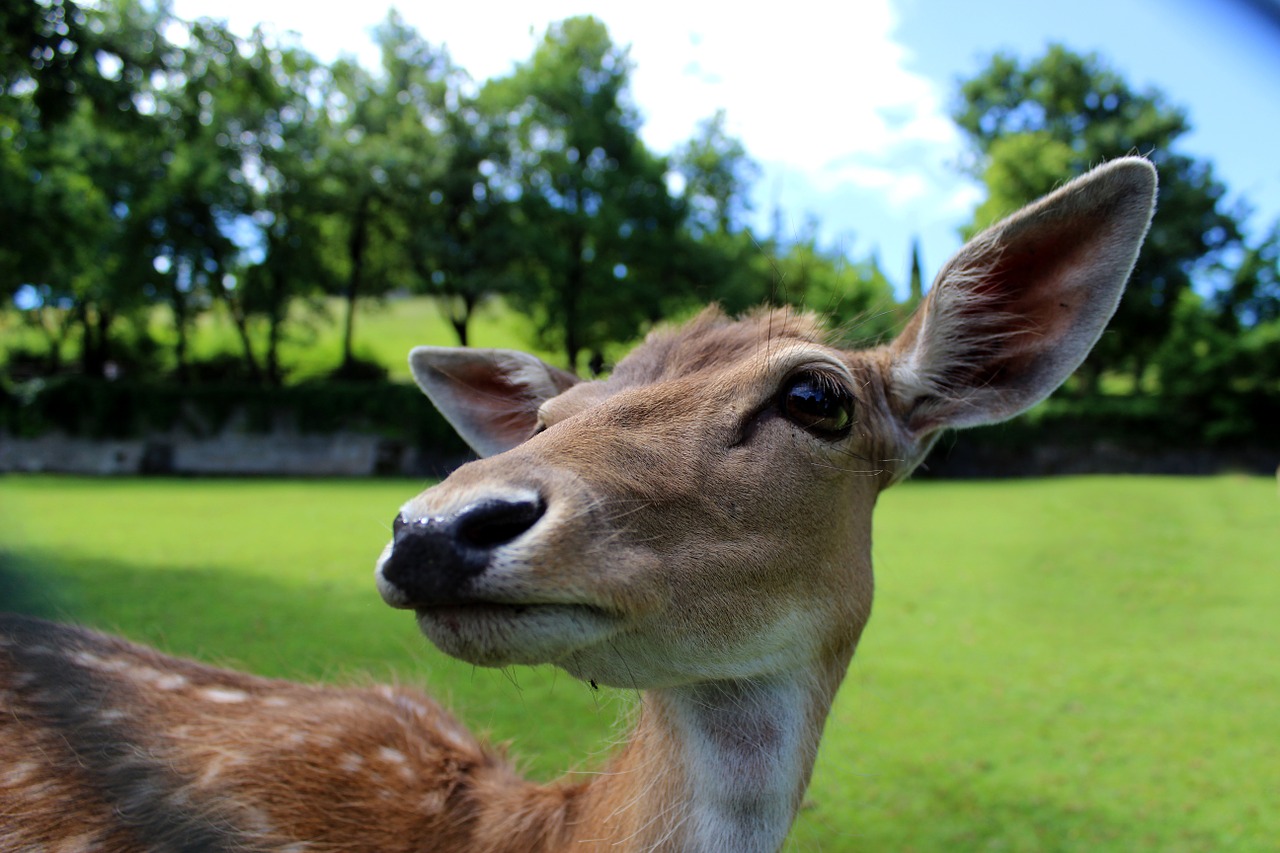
[557,663,852,852]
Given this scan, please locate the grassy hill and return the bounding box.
[1,295,567,382]
[2,293,678,382]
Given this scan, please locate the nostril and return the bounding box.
[454,497,546,550]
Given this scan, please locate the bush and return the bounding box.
[0,376,468,459]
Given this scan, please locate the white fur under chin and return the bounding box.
[662,675,811,853]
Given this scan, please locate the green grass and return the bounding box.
[2,475,1278,850]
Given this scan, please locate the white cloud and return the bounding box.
[174,1,962,161]
[169,0,980,265]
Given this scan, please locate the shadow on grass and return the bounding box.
[0,544,431,680]
[0,544,616,781]
[0,549,70,619]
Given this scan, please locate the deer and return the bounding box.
[0,157,1156,852]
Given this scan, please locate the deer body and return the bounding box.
[0,159,1158,851]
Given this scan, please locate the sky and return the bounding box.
[170,0,1280,292]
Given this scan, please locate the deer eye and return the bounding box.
[779,371,854,438]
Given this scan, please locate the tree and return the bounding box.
[1218,220,1280,330]
[954,45,1242,388]
[673,110,759,237]
[132,17,253,384]
[369,14,514,348]
[906,237,925,314]
[1,0,184,378]
[214,27,335,385]
[484,16,687,370]
[405,104,523,347]
[0,0,103,124]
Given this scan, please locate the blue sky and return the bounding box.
[171,0,1280,292]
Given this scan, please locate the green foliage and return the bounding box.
[2,475,1276,847]
[483,16,691,371]
[0,375,467,455]
[1218,221,1280,328]
[949,44,1278,448]
[6,14,1278,451]
[673,109,760,237]
[4,3,911,387]
[1152,292,1280,444]
[955,45,1243,384]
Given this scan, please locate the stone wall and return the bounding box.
[0,431,468,477]
[917,438,1280,479]
[3,429,1276,479]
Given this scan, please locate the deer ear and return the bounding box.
[887,157,1157,457]
[408,347,580,457]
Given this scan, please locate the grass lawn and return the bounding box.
[1,474,1277,851]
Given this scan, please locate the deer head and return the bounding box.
[377,158,1156,694]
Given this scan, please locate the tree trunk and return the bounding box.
[1074,359,1101,397]
[265,269,287,387]
[341,197,371,370]
[31,307,69,374]
[78,305,113,378]
[563,230,584,372]
[449,312,469,348]
[447,292,479,347]
[172,288,190,386]
[221,292,263,384]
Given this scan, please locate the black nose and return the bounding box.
[454,497,546,549]
[381,496,546,607]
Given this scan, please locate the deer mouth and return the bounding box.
[413,602,616,668]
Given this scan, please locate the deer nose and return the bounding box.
[379,495,546,608]
[453,497,547,549]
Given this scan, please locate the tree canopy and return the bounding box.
[2,11,1275,449]
[3,3,901,380]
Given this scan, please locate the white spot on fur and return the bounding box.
[391,692,436,721]
[237,805,276,836]
[377,746,416,781]
[130,665,168,683]
[200,687,248,704]
[53,833,96,853]
[264,695,291,708]
[437,721,473,753]
[418,789,448,814]
[4,761,38,787]
[155,673,188,690]
[376,746,407,765]
[68,652,130,672]
[71,650,104,668]
[339,753,364,773]
[198,756,226,787]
